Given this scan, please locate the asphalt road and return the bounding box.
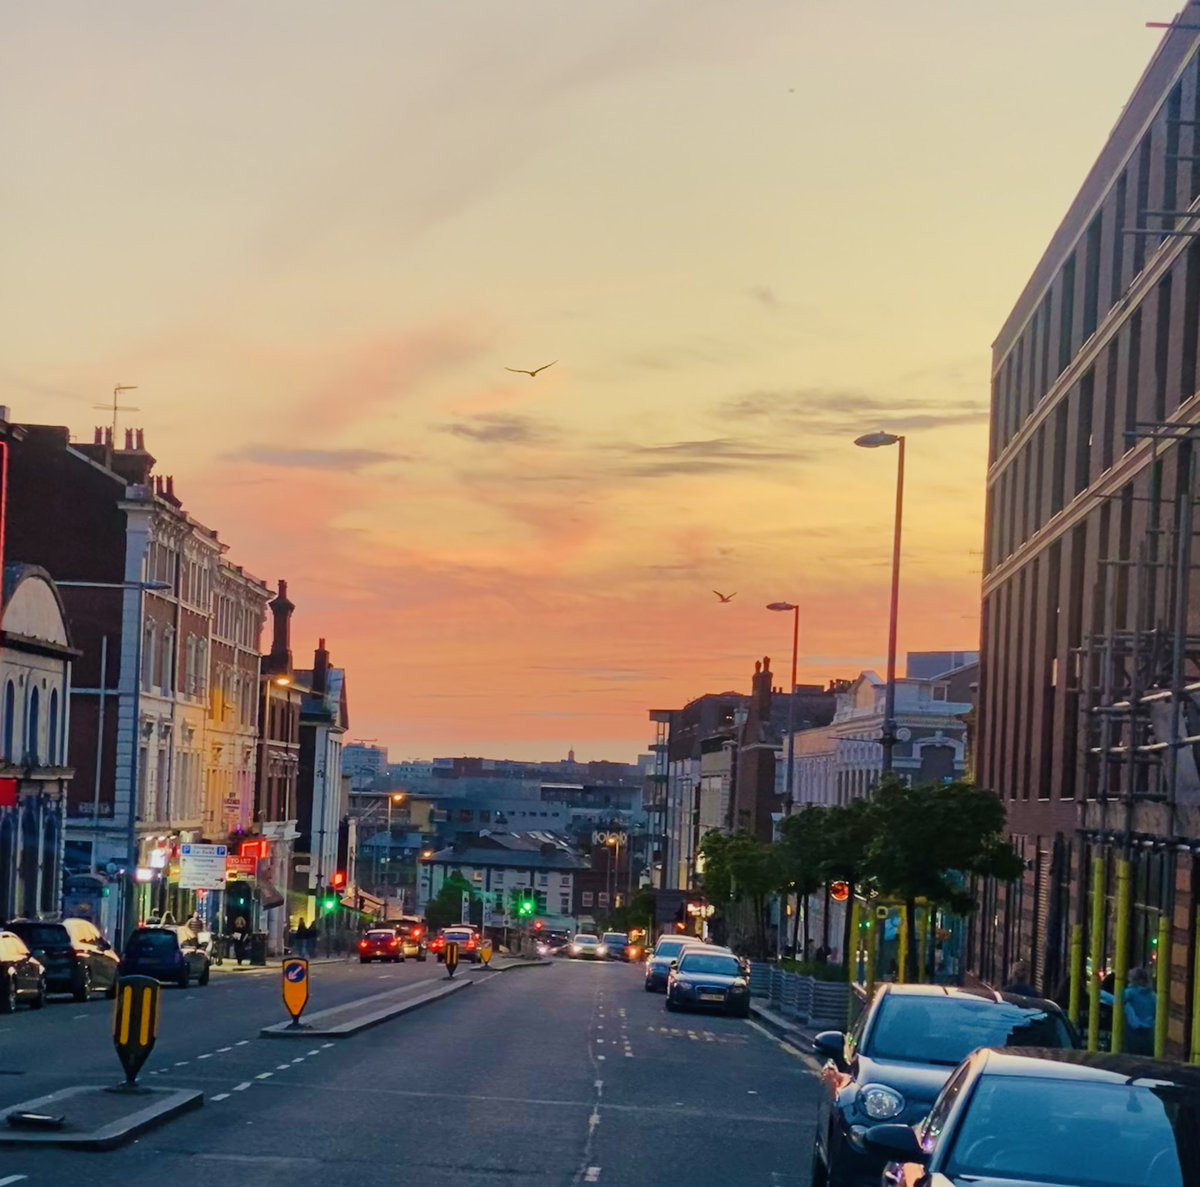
[0,957,818,1187]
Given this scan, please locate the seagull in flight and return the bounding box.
[713,590,736,603]
[505,361,557,378]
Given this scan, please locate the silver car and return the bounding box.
[644,937,726,992]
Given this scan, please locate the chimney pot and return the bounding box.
[104,427,112,446]
[94,427,102,445]
[136,428,145,450]
[124,428,133,451]
[166,475,175,500]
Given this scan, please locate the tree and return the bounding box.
[700,830,782,958]
[424,872,481,932]
[867,779,1024,982]
[777,807,828,956]
[819,798,879,968]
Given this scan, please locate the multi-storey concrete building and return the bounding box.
[978,9,1200,1055]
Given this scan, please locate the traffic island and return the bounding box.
[0,1084,203,1150]
[260,975,473,1038]
[468,958,554,972]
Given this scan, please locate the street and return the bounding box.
[0,959,815,1187]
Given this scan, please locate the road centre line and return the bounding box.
[255,1072,273,1080]
[233,1082,252,1091]
[0,1175,28,1185]
[210,1093,230,1102]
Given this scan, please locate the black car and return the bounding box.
[866,1047,1200,1187]
[644,937,716,992]
[0,931,46,1012]
[666,948,751,1017]
[810,984,1077,1187]
[7,917,119,1001]
[120,926,211,987]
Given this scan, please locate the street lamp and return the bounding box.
[385,793,406,905]
[853,430,906,776]
[57,578,171,946]
[767,602,800,812]
[605,834,621,910]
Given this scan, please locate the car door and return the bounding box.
[66,919,99,985]
[82,922,119,987]
[6,935,35,995]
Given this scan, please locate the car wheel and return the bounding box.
[664,992,677,1012]
[30,976,46,1010]
[644,980,654,992]
[73,967,92,1003]
[808,1150,828,1187]
[104,978,118,1000]
[418,953,427,962]
[0,973,16,1014]
[198,963,210,986]
[359,956,369,964]
[178,967,190,990]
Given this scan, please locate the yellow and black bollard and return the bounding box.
[481,938,493,967]
[445,941,460,979]
[111,975,161,1090]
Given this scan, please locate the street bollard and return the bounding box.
[481,939,493,967]
[282,957,310,1028]
[111,976,161,1091]
[445,942,460,979]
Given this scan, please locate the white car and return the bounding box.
[569,934,607,960]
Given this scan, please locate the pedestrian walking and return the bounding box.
[1002,960,1038,997]
[1123,967,1157,1056]
[231,916,250,965]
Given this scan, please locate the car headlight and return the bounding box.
[860,1085,905,1121]
[596,945,608,956]
[730,981,748,993]
[571,944,581,953]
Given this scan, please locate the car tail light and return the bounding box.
[358,940,369,950]
[387,940,397,948]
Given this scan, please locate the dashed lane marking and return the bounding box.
[218,1046,233,1052]
[235,1040,250,1046]
[0,1175,28,1185]
[583,1169,600,1183]
[198,1053,213,1060]
[307,1049,321,1056]
[276,1064,291,1070]
[233,1082,252,1092]
[211,1093,230,1102]
[255,1072,273,1080]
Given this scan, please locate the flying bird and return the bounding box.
[505,361,557,378]
[713,590,736,603]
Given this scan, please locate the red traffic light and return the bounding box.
[533,920,544,931]
[331,871,347,890]
[830,881,850,903]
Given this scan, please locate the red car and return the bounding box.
[431,927,481,963]
[358,928,403,963]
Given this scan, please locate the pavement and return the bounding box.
[0,954,819,1186]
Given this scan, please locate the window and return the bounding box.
[560,896,571,914]
[598,892,609,907]
[492,870,504,885]
[1075,371,1094,497]
[47,689,58,765]
[538,872,549,886]
[142,623,156,691]
[1057,251,1075,375]
[160,626,174,692]
[26,687,39,765]
[582,892,594,908]
[2,681,13,764]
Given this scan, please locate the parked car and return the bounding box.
[432,926,480,963]
[359,928,404,963]
[569,934,605,959]
[0,931,46,1012]
[6,917,119,1001]
[644,937,724,992]
[866,1046,1200,1187]
[535,928,571,957]
[601,932,631,961]
[120,926,211,988]
[810,983,1078,1187]
[393,918,428,961]
[666,948,751,1017]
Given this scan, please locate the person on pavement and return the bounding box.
[1123,967,1157,1055]
[231,917,250,965]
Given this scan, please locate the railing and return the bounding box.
[750,962,850,1027]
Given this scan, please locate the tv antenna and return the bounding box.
[93,384,139,446]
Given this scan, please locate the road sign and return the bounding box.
[444,942,460,978]
[281,958,309,1026]
[112,975,160,1087]
[179,843,229,890]
[225,854,257,878]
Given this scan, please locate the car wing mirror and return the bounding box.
[669,959,679,969]
[863,1124,927,1164]
[811,1030,847,1065]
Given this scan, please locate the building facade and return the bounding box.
[978,8,1200,1055]
[0,565,76,922]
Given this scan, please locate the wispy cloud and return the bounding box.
[225,444,403,472]
[722,388,988,436]
[438,412,553,445]
[614,436,805,478]
[748,284,781,311]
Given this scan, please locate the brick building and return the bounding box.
[978,8,1200,1056]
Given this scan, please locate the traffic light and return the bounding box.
[321,887,338,914]
[516,890,535,918]
[331,870,346,891]
[225,880,253,932]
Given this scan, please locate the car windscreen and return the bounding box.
[9,923,69,947]
[946,1075,1200,1187]
[678,953,741,977]
[365,931,394,940]
[575,935,598,943]
[126,931,177,952]
[867,997,1073,1065]
[653,939,692,960]
[443,930,473,941]
[602,934,627,946]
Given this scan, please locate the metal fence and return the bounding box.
[750,962,849,1028]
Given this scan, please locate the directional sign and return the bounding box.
[281,958,309,1025]
[112,975,160,1087]
[179,843,229,890]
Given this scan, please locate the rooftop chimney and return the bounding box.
[265,579,294,675]
[752,656,773,716]
[312,637,329,696]
[106,427,155,486]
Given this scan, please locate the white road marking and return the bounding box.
[198,1053,213,1060]
[291,1057,305,1063]
[0,1175,29,1185]
[210,1093,230,1102]
[742,1019,775,1042]
[72,1014,87,1020]
[218,1046,233,1052]
[779,1043,802,1057]
[596,1054,606,1061]
[307,1049,320,1056]
[321,1042,334,1048]
[174,1061,189,1066]
[255,1072,273,1080]
[583,1167,601,1182]
[233,1081,252,1091]
[235,1040,250,1046]
[276,1063,291,1070]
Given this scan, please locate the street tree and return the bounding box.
[819,797,879,968]
[700,830,782,958]
[867,779,1024,982]
[424,871,481,932]
[777,806,828,956]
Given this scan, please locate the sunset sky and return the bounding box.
[0,2,1175,760]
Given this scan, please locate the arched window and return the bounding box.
[47,689,59,766]
[0,815,14,921]
[2,681,14,764]
[161,626,175,692]
[185,636,196,698]
[19,806,38,916]
[196,639,207,698]
[142,623,156,691]
[40,811,57,916]
[26,687,39,765]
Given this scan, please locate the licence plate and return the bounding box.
[700,992,725,1002]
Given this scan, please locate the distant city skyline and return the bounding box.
[0,1,1169,759]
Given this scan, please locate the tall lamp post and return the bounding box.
[386,792,406,909]
[57,578,171,949]
[853,431,906,776]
